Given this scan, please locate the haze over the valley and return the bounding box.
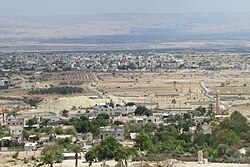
[1,0,250,51]
[1,13,250,51]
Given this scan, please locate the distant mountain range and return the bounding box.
[1,13,250,51]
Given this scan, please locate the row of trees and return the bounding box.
[41,137,137,167]
[85,137,137,166]
[29,86,83,95]
[41,142,82,167]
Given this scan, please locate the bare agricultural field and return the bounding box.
[203,70,250,117]
[41,71,97,86]
[2,69,249,118]
[96,70,250,118]
[96,71,208,109]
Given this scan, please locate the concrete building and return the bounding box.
[24,142,37,151]
[143,116,163,125]
[5,116,24,129]
[50,116,61,123]
[9,126,23,138]
[193,116,208,125]
[99,126,124,141]
[189,124,212,134]
[55,135,72,139]
[93,104,136,116]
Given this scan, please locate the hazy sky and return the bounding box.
[0,0,250,16]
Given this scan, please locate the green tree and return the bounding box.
[205,148,217,158]
[12,150,19,159]
[224,147,241,159]
[60,109,69,117]
[85,148,96,166]
[114,147,137,167]
[217,144,228,157]
[95,136,122,161]
[26,116,38,127]
[194,106,206,116]
[0,126,5,137]
[56,137,72,148]
[126,102,136,106]
[54,127,63,135]
[213,129,241,148]
[41,145,63,167]
[64,127,77,135]
[40,118,52,128]
[124,123,143,138]
[173,145,184,157]
[134,106,152,117]
[96,113,109,120]
[22,129,30,140]
[68,144,82,167]
[134,131,154,152]
[143,123,156,134]
[220,111,249,138]
[245,147,250,157]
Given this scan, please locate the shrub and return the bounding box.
[12,151,19,159]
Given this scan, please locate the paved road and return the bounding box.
[199,80,225,108]
[199,80,214,101]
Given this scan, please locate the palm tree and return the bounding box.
[68,144,82,167]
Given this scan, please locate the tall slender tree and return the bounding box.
[68,144,83,167]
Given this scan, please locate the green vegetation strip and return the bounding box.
[29,86,83,95]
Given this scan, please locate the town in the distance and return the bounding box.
[0,49,249,167]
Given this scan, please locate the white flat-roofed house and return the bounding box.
[50,116,61,123]
[63,153,82,160]
[93,104,136,116]
[9,126,23,138]
[99,126,124,141]
[143,116,163,125]
[130,133,138,140]
[134,116,163,125]
[24,142,37,151]
[55,135,72,139]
